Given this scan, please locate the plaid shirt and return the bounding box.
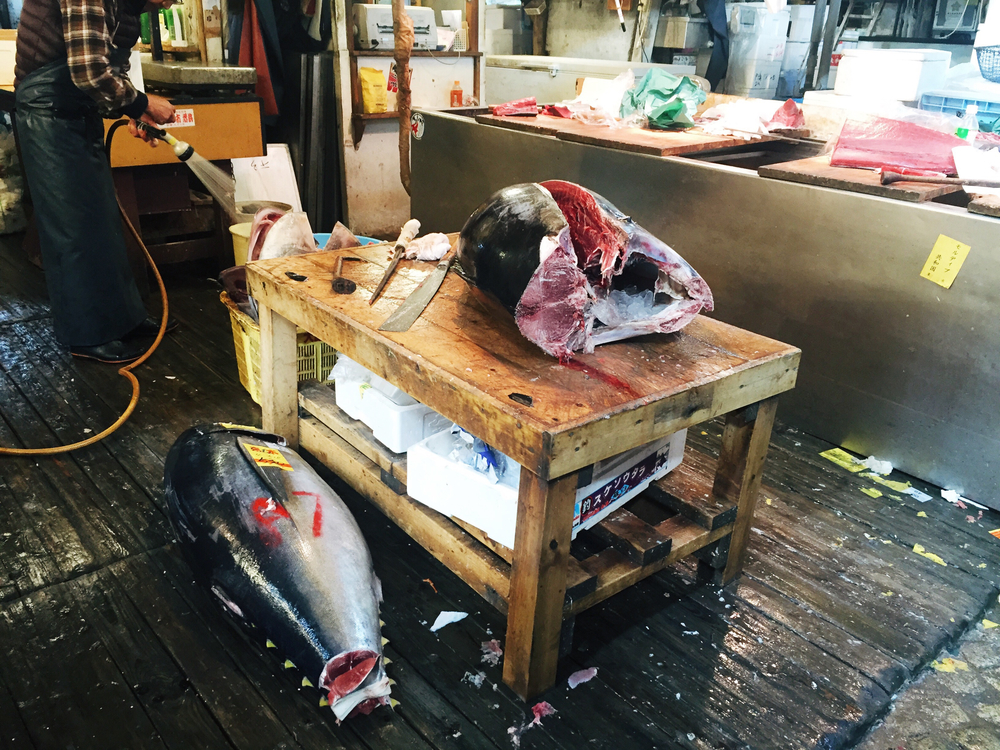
[62,0,145,115]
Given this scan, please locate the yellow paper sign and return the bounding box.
[819,448,865,473]
[983,619,999,629]
[920,235,970,289]
[860,487,882,499]
[245,444,293,471]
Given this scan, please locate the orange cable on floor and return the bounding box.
[0,120,169,455]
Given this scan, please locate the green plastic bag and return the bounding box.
[620,69,706,130]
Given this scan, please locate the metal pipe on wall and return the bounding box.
[816,0,843,88]
[803,0,828,91]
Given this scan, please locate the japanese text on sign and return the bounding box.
[245,444,293,471]
[163,108,196,128]
[920,235,970,289]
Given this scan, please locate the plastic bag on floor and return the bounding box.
[620,69,706,130]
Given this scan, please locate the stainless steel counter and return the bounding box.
[141,58,257,90]
[411,110,1000,509]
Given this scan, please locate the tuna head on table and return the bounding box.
[456,181,714,359]
[163,424,390,721]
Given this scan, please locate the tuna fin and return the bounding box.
[319,696,329,707]
[284,660,296,669]
[382,657,392,666]
[390,698,401,709]
[388,679,397,687]
[379,619,385,627]
[302,677,314,688]
[266,639,276,648]
[382,636,389,647]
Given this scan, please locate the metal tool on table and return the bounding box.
[881,170,1000,188]
[331,256,364,294]
[378,244,458,332]
[369,219,421,305]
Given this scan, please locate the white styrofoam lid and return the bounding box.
[840,48,952,62]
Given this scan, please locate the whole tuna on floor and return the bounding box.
[456,180,714,359]
[163,424,390,721]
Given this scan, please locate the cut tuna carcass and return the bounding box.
[456,181,713,359]
[831,117,965,175]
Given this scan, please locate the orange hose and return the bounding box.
[0,123,169,455]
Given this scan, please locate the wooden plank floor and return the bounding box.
[0,235,997,750]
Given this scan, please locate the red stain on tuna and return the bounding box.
[294,491,324,537]
[251,497,291,546]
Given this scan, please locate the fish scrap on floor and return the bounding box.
[457,181,714,358]
[164,424,391,721]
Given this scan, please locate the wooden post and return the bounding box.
[259,304,300,449]
[185,0,209,64]
[712,398,778,583]
[502,468,577,700]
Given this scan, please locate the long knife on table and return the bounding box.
[378,245,458,332]
[368,218,421,305]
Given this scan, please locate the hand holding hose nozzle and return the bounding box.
[134,120,195,162]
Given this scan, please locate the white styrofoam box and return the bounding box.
[485,29,515,56]
[787,4,817,43]
[834,49,950,101]
[726,59,783,98]
[334,379,451,454]
[729,3,789,40]
[407,430,687,550]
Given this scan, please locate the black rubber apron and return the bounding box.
[15,49,146,348]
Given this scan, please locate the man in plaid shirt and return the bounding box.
[14,0,181,364]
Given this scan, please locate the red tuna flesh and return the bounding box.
[831,117,965,175]
[492,97,538,116]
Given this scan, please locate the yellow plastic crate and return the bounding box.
[221,292,337,404]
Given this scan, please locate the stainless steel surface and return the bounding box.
[412,110,1000,509]
[141,58,257,87]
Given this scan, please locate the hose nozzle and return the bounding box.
[135,121,195,162]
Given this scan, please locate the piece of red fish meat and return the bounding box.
[831,117,965,175]
[492,97,538,117]
[767,98,805,130]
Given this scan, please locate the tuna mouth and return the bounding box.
[320,650,391,722]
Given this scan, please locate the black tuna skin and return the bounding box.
[163,425,388,719]
[456,183,569,312]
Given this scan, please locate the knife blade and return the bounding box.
[369,218,420,306]
[378,245,458,332]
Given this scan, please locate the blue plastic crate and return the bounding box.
[919,90,1000,131]
[313,233,378,247]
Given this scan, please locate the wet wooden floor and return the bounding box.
[0,235,997,750]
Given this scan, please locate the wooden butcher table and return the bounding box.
[246,240,800,700]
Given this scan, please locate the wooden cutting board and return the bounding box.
[758,155,963,202]
[477,113,770,157]
[968,194,1000,218]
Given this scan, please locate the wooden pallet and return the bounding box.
[299,383,736,619]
